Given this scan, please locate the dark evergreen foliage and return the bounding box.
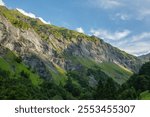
[0,60,150,99]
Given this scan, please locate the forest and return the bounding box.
[0,59,149,100]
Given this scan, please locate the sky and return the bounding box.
[1,0,150,56]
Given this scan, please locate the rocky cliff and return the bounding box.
[0,6,142,84]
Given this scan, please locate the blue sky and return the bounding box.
[1,0,150,56]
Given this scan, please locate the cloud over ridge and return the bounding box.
[0,0,5,6]
[76,27,85,33]
[90,29,131,41]
[16,8,51,24]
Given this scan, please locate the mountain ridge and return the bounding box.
[139,53,150,63]
[0,6,142,85]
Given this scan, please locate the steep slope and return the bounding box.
[0,6,142,86]
[0,46,42,85]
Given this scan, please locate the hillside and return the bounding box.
[0,6,143,99]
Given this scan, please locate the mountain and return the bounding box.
[139,53,150,62]
[0,6,143,99]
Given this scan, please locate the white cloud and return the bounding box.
[90,28,150,56]
[90,29,130,40]
[113,32,150,56]
[16,8,36,18]
[76,27,84,33]
[131,32,150,42]
[0,0,5,6]
[89,0,123,9]
[38,17,51,25]
[16,8,51,24]
[88,0,150,21]
[118,41,150,56]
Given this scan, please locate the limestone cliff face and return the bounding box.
[64,37,141,72]
[0,14,54,79]
[0,6,142,80]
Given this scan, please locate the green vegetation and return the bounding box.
[0,72,73,100]
[0,6,98,44]
[28,18,98,44]
[65,56,132,84]
[118,62,150,100]
[0,47,42,86]
[50,68,67,86]
[0,6,30,29]
[64,66,120,99]
[0,48,121,100]
[99,62,132,84]
[0,47,72,100]
[140,91,150,100]
[66,56,97,68]
[0,47,149,99]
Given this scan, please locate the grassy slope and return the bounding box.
[0,50,42,86]
[99,62,133,84]
[67,56,132,84]
[50,63,67,85]
[0,6,96,42]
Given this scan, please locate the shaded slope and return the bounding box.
[119,62,150,100]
